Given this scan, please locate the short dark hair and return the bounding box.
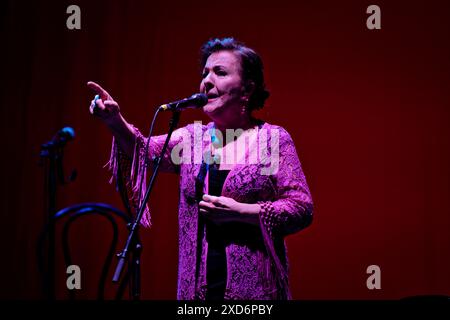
[200,37,270,111]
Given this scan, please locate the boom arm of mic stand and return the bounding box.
[112,110,181,286]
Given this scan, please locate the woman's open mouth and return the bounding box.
[207,93,220,101]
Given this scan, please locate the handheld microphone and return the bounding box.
[159,93,208,111]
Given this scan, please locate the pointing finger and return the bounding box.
[87,81,113,101]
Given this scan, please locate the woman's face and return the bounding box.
[200,50,248,124]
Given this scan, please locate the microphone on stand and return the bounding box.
[158,93,208,111]
[56,127,75,144]
[41,126,75,150]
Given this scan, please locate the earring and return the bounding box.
[241,99,249,114]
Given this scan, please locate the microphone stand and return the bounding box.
[39,133,75,300]
[112,110,181,300]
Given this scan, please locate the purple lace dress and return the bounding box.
[108,121,313,300]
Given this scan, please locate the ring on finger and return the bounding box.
[89,95,100,114]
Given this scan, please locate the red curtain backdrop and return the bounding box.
[1,0,449,299]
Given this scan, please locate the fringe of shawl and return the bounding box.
[106,135,152,228]
[258,201,291,300]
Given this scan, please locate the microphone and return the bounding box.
[42,127,75,150]
[57,127,75,142]
[159,93,208,111]
[54,127,76,184]
[40,126,76,160]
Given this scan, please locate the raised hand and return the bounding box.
[87,81,121,124]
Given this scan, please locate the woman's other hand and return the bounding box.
[199,194,260,225]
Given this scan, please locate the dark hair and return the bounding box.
[200,37,270,111]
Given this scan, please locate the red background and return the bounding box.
[1,0,449,299]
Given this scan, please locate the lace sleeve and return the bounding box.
[259,127,314,238]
